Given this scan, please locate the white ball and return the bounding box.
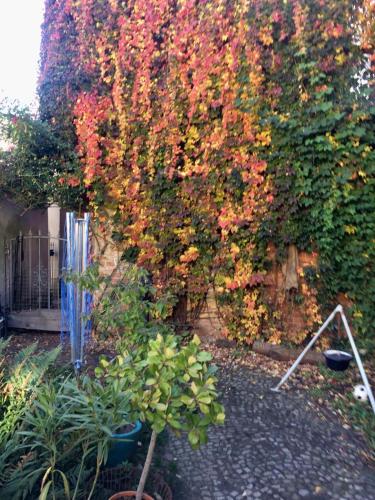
[353,385,368,403]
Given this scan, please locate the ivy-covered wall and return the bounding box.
[39,0,375,347]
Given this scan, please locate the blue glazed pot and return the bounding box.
[106,420,143,467]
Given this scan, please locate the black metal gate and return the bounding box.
[4,231,66,313]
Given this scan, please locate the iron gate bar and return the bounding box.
[4,233,67,313]
[38,231,41,309]
[47,232,50,310]
[28,232,32,309]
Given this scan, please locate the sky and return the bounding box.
[0,0,45,110]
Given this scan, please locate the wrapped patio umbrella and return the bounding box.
[61,212,91,372]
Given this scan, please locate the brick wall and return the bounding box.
[91,231,322,344]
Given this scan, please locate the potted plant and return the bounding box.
[0,371,133,500]
[67,264,160,471]
[107,419,143,468]
[110,491,153,500]
[96,332,225,500]
[79,264,223,499]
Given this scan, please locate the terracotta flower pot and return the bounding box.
[92,466,172,500]
[109,492,154,500]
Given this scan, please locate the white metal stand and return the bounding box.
[271,305,375,415]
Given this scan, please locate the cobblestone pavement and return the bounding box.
[162,366,375,500]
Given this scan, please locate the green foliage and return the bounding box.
[0,265,224,500]
[252,0,375,344]
[259,59,375,344]
[0,374,132,500]
[0,103,84,210]
[70,263,175,343]
[82,264,224,447]
[0,341,60,450]
[96,333,224,447]
[67,264,224,499]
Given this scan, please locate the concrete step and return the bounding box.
[8,309,60,332]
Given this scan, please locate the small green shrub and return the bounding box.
[0,340,60,450]
[0,374,132,500]
[13,264,224,500]
[69,263,174,343]
[97,332,224,500]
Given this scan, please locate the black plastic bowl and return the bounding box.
[324,350,353,371]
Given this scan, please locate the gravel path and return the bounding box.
[163,366,375,500]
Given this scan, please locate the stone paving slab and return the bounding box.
[162,367,375,500]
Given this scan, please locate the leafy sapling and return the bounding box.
[96,333,225,500]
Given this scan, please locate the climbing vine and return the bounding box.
[39,0,375,347]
